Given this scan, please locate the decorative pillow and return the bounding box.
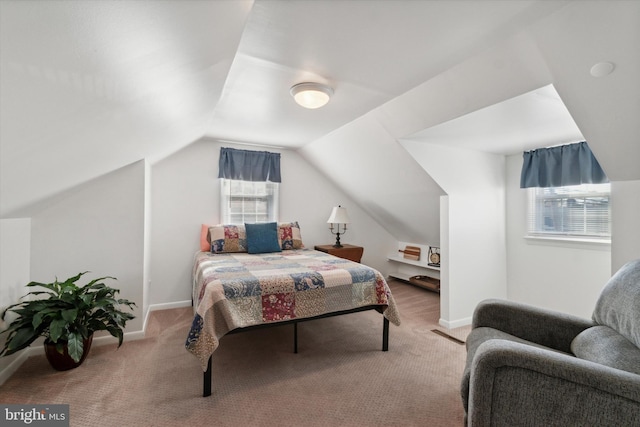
[245,222,282,254]
[278,221,304,250]
[209,224,247,253]
[200,224,213,252]
[592,259,640,348]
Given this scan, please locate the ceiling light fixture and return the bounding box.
[290,82,333,109]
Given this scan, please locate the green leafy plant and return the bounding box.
[0,272,136,363]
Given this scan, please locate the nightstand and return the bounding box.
[314,244,364,263]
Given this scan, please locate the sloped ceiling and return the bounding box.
[1,1,638,241]
[0,0,252,216]
[205,0,560,146]
[407,84,583,156]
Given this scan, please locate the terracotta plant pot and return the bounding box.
[44,335,93,371]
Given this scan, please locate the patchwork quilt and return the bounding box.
[186,249,401,370]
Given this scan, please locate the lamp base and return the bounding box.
[333,232,343,248]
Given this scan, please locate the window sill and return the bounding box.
[524,235,611,249]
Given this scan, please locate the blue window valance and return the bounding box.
[520,141,608,188]
[218,147,281,183]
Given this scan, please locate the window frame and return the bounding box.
[220,179,279,225]
[526,182,611,244]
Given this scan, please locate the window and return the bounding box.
[527,183,611,241]
[220,179,279,224]
[217,147,281,224]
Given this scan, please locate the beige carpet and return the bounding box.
[0,280,471,427]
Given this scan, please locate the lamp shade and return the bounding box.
[327,206,350,224]
[290,82,333,109]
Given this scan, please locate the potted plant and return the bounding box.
[0,272,136,371]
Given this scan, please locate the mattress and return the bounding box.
[185,249,401,369]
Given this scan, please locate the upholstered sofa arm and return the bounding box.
[472,299,595,353]
[468,339,640,427]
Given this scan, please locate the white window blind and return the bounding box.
[220,179,279,224]
[527,183,611,240]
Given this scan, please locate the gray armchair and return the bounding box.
[461,259,640,426]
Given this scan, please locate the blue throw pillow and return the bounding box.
[245,222,282,254]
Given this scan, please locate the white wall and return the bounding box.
[149,138,397,306]
[439,197,450,323]
[445,191,507,327]
[30,161,146,332]
[0,218,31,379]
[505,154,611,318]
[400,141,508,328]
[611,180,640,272]
[299,114,444,246]
[143,161,152,324]
[401,143,614,322]
[0,219,31,313]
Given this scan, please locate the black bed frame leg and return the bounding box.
[203,356,212,397]
[382,317,389,351]
[293,322,298,354]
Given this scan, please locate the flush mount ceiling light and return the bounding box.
[290,82,333,109]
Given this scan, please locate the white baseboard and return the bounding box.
[0,300,191,386]
[148,300,192,312]
[0,351,31,387]
[142,300,192,332]
[438,316,472,329]
[93,330,147,346]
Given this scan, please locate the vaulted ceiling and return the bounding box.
[1,0,638,229]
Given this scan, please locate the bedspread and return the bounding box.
[185,249,401,370]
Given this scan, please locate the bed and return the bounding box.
[185,222,401,396]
